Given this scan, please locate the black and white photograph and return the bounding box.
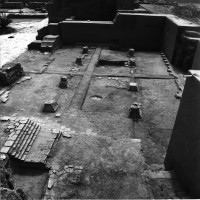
[0,0,200,199]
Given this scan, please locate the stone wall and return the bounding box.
[165,70,200,198]
[59,13,166,51]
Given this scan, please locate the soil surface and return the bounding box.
[0,18,48,66]
[0,44,189,199]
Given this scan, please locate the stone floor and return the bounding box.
[0,46,188,199]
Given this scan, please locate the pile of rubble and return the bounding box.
[0,165,28,200]
[0,117,41,161]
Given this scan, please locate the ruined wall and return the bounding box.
[162,16,200,64]
[113,13,165,50]
[59,13,166,50]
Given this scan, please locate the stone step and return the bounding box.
[1,117,62,165]
[8,120,30,155]
[43,35,59,40]
[28,40,42,51]
[41,35,61,52]
[9,120,32,156]
[15,123,38,159]
[18,125,41,160]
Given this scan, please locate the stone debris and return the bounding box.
[129,82,139,92]
[51,129,60,134]
[0,154,7,160]
[0,117,62,164]
[70,67,80,72]
[165,61,170,65]
[0,62,24,86]
[62,132,72,138]
[128,58,136,67]
[0,118,41,161]
[174,79,184,92]
[150,164,165,172]
[129,48,135,57]
[55,113,61,118]
[60,127,76,138]
[124,62,129,67]
[129,102,142,121]
[48,178,55,189]
[75,56,83,65]
[17,76,32,84]
[82,46,89,54]
[44,164,84,199]
[163,58,168,62]
[59,76,68,89]
[42,100,59,113]
[0,91,10,103]
[143,170,173,179]
[84,129,98,137]
[175,91,182,99]
[0,147,10,154]
[160,52,165,56]
[0,116,10,122]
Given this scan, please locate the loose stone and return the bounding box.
[129,48,135,57]
[129,102,142,121]
[129,82,139,92]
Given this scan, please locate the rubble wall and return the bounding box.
[60,14,165,50]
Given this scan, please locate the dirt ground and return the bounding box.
[0,18,48,66]
[0,45,189,199]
